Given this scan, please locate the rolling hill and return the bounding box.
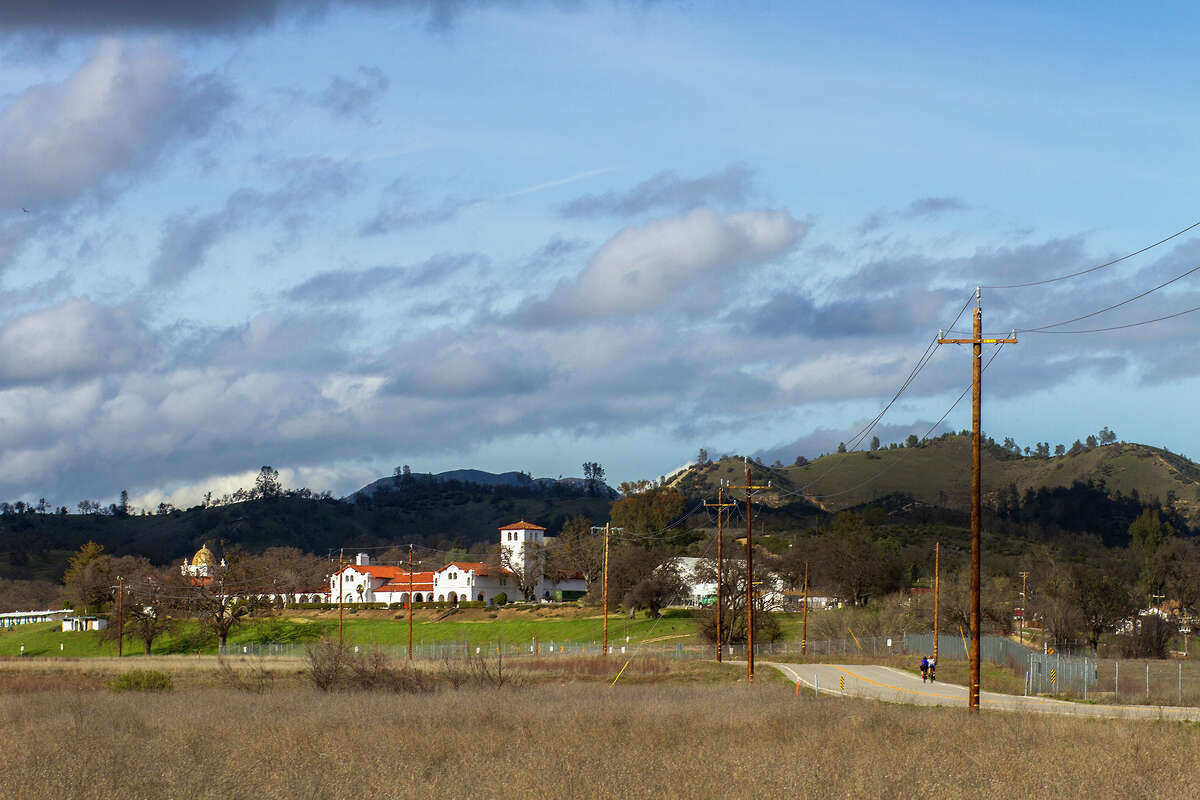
[671,433,1200,527]
[3,433,1196,587]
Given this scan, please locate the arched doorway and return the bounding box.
[448,592,458,605]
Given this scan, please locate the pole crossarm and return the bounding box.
[937,336,1018,345]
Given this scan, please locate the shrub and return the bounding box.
[436,654,520,689]
[305,639,435,693]
[347,651,436,693]
[106,670,172,693]
[218,657,274,694]
[492,593,508,606]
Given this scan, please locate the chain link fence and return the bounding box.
[223,634,1200,706]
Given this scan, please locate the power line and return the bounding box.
[1019,262,1200,332]
[706,289,974,505]
[982,218,1200,289]
[952,261,1200,337]
[1021,302,1200,334]
[775,343,1009,502]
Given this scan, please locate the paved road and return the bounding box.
[763,661,1200,721]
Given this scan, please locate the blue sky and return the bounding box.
[1,1,1199,509]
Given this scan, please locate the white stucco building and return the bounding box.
[329,521,587,605]
[497,520,586,602]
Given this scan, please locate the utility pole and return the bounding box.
[116,576,124,658]
[938,287,1018,712]
[731,460,772,683]
[603,523,610,656]
[592,523,623,656]
[1018,570,1030,645]
[933,542,940,665]
[801,561,809,656]
[408,545,414,661]
[704,483,736,662]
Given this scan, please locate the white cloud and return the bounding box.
[536,207,806,320]
[0,38,231,209]
[0,298,147,383]
[776,350,920,400]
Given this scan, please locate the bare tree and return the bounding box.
[546,517,603,591]
[120,564,186,655]
[493,541,545,602]
[181,557,262,653]
[694,556,783,644]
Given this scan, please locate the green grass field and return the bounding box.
[0,606,702,658]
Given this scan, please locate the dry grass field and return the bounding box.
[1,664,1198,799]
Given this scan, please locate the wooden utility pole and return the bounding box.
[704,484,737,662]
[938,288,1017,712]
[603,523,610,656]
[933,542,940,665]
[731,460,772,683]
[408,545,414,661]
[116,576,124,658]
[592,524,622,656]
[801,561,809,656]
[1018,570,1029,645]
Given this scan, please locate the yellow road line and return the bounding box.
[768,662,1200,719]
[834,666,960,701]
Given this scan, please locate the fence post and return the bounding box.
[1179,661,1183,706]
[1146,662,1150,703]
[1115,659,1119,700]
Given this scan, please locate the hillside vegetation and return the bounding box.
[0,477,614,584]
[676,434,1200,525]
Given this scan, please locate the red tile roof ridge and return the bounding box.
[498,520,546,530]
[440,561,492,572]
[338,564,421,578]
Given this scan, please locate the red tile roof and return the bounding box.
[337,564,412,580]
[336,565,438,593]
[377,571,435,593]
[498,520,545,531]
[438,561,493,576]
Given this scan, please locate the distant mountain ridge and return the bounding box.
[346,469,618,501]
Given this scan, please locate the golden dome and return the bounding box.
[191,545,216,567]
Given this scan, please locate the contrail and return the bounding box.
[500,166,618,200]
